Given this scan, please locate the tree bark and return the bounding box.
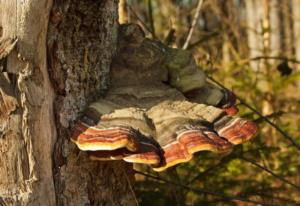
[0,0,136,205]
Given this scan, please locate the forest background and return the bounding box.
[122,0,300,205]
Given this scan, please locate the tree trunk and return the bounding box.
[0,0,136,205]
[269,0,281,58]
[245,0,264,70]
[292,0,300,69]
[281,0,293,57]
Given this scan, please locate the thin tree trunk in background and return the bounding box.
[281,0,293,57]
[222,35,231,66]
[0,0,136,205]
[245,0,275,143]
[262,0,270,59]
[245,0,264,70]
[269,0,281,58]
[119,0,129,24]
[292,0,300,93]
[292,0,300,69]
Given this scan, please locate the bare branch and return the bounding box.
[182,0,204,50]
[254,111,285,124]
[128,5,153,36]
[135,170,278,206]
[186,31,219,50]
[188,153,236,184]
[242,56,300,65]
[240,157,300,191]
[208,76,300,151]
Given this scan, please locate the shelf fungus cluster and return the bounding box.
[71,24,258,172]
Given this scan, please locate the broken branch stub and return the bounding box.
[0,38,18,61]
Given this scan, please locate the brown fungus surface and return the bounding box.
[71,24,258,172]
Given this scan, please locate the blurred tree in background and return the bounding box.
[121,0,300,205]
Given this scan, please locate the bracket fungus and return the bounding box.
[71,24,258,172]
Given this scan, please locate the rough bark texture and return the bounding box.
[0,0,136,205]
[47,0,136,205]
[0,0,56,205]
